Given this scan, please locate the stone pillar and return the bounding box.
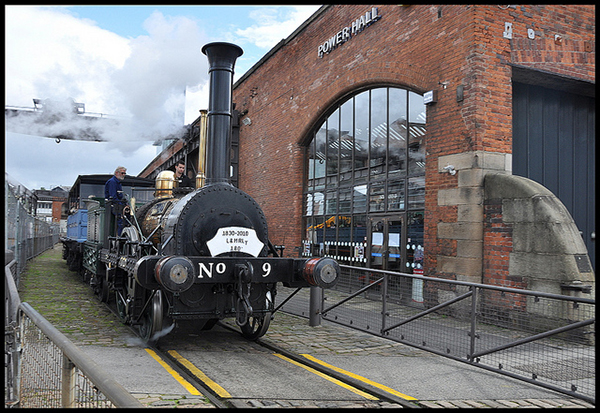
[436,151,512,283]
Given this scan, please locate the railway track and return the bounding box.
[151,320,416,408]
[101,293,415,408]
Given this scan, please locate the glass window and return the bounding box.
[303,86,426,260]
[326,109,339,177]
[339,187,352,214]
[389,88,407,176]
[354,91,369,171]
[408,91,426,176]
[314,126,326,190]
[408,176,425,210]
[305,193,313,216]
[369,181,386,212]
[312,191,324,215]
[387,179,405,211]
[353,184,367,213]
[325,189,337,215]
[370,88,387,175]
[340,99,354,175]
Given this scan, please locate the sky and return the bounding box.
[5,5,322,191]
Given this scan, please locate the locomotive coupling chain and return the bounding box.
[234,262,253,327]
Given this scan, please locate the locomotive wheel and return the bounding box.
[121,226,139,257]
[115,290,128,323]
[139,290,163,343]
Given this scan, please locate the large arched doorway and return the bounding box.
[302,86,426,281]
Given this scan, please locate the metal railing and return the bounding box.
[5,180,60,277]
[278,265,595,404]
[5,258,142,408]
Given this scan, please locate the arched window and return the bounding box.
[303,86,426,269]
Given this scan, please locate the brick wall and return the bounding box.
[232,4,595,279]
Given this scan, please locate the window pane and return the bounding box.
[324,213,337,257]
[314,125,326,188]
[353,184,367,213]
[313,191,324,215]
[407,211,425,272]
[389,88,407,175]
[327,109,339,176]
[339,187,352,214]
[409,91,426,123]
[326,189,337,215]
[370,88,387,176]
[408,176,425,209]
[305,193,313,216]
[408,125,426,175]
[314,216,325,255]
[408,91,427,175]
[352,214,368,266]
[307,137,315,190]
[354,91,369,171]
[387,179,405,211]
[369,181,385,212]
[339,99,354,175]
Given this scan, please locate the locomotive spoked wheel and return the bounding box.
[115,290,128,322]
[139,290,164,343]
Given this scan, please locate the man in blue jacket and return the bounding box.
[105,166,128,235]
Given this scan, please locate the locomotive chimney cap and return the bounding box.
[201,42,244,69]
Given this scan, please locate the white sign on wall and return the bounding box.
[317,7,381,58]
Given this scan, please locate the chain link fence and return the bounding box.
[5,178,142,408]
[5,180,60,277]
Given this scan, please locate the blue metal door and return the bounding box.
[513,82,595,270]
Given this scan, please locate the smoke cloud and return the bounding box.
[5,8,210,154]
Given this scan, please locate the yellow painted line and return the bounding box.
[144,348,201,395]
[273,353,379,401]
[167,350,232,398]
[301,354,418,401]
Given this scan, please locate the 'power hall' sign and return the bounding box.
[318,7,381,58]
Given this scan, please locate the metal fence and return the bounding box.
[5,180,60,277]
[278,265,595,404]
[5,259,142,408]
[5,178,142,408]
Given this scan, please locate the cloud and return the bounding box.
[235,6,320,49]
[6,7,211,150]
[5,6,210,189]
[112,11,209,135]
[5,5,317,191]
[5,6,129,112]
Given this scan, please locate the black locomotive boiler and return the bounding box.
[63,42,340,342]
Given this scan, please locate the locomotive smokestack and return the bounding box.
[201,42,244,185]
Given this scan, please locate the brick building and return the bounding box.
[140,5,595,297]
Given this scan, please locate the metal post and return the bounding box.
[468,286,478,361]
[309,286,323,326]
[61,356,76,408]
[381,272,388,334]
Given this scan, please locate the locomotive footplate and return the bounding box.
[129,255,340,294]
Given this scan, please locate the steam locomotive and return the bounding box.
[60,42,340,342]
